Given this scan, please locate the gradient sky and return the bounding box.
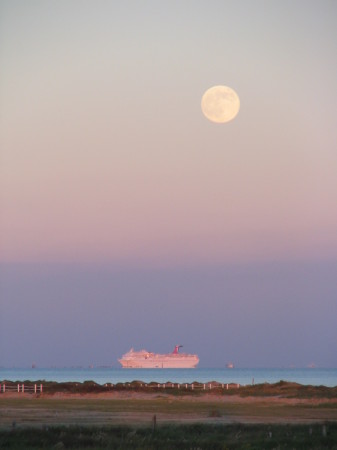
[1,1,336,368]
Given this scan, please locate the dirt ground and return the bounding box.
[1,390,337,429]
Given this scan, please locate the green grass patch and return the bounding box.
[1,423,337,449]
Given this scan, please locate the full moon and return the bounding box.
[201,85,240,123]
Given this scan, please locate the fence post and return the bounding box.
[40,384,43,393]
[17,384,20,393]
[22,384,25,393]
[3,384,5,393]
[226,384,228,390]
[34,384,37,393]
[203,384,206,390]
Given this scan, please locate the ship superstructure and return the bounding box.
[118,345,199,368]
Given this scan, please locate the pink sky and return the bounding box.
[1,1,337,266]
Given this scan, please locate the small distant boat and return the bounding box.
[118,345,199,368]
[226,362,234,369]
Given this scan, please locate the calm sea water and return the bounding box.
[1,367,336,387]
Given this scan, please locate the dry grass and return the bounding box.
[1,393,337,429]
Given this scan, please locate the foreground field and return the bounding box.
[1,380,337,427]
[1,381,337,448]
[1,394,337,429]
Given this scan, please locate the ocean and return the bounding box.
[1,367,336,387]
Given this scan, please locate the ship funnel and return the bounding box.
[172,345,183,354]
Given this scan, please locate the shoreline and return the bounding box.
[2,367,336,389]
[1,379,337,397]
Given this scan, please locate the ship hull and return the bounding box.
[119,357,199,369]
[118,348,199,369]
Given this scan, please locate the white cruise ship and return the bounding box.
[118,345,199,368]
